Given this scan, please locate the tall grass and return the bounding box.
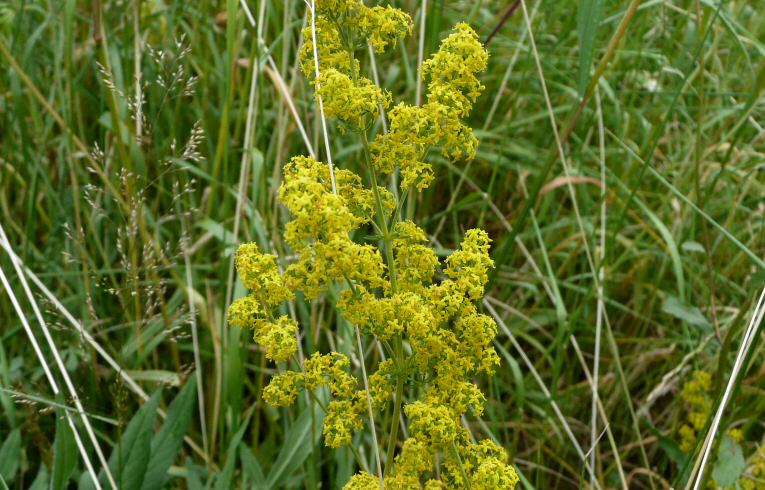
[1,0,764,488]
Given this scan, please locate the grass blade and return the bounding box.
[577,0,603,96]
[265,399,326,488]
[51,409,78,490]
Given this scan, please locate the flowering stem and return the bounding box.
[385,337,405,476]
[358,117,407,476]
[363,119,407,478]
[347,38,407,478]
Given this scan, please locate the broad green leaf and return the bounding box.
[214,415,251,490]
[645,421,687,469]
[89,390,163,490]
[240,446,266,490]
[712,435,745,486]
[184,457,204,490]
[143,376,198,490]
[265,397,326,488]
[0,429,21,484]
[227,326,244,434]
[115,414,153,490]
[28,463,49,490]
[51,410,77,490]
[662,296,711,329]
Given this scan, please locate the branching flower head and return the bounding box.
[371,23,488,191]
[228,2,517,488]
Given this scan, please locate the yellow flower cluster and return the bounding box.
[742,446,765,490]
[346,437,518,490]
[335,226,513,488]
[371,23,488,191]
[317,69,390,129]
[678,370,712,453]
[278,155,392,298]
[299,0,410,132]
[677,370,765,490]
[228,1,518,487]
[227,244,296,362]
[309,1,412,55]
[265,353,357,446]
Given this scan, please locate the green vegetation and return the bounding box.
[1,0,764,488]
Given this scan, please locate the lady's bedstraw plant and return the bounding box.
[228,1,519,488]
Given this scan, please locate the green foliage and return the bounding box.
[713,435,746,487]
[144,380,198,490]
[1,0,765,487]
[51,409,78,490]
[0,429,20,484]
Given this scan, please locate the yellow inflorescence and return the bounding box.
[228,243,297,362]
[371,23,488,191]
[233,243,292,305]
[317,68,390,130]
[678,370,765,489]
[678,370,712,453]
[228,0,518,487]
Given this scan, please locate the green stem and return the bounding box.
[385,338,404,476]
[346,38,406,477]
[451,441,472,489]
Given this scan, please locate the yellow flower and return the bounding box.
[405,400,459,446]
[422,22,489,117]
[324,399,364,447]
[300,17,355,78]
[370,23,487,192]
[253,315,298,363]
[393,220,438,293]
[263,370,302,407]
[317,68,390,128]
[343,472,383,490]
[227,294,262,330]
[471,456,520,490]
[234,243,292,305]
[356,5,412,52]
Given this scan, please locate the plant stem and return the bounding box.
[347,37,407,477]
[385,337,405,476]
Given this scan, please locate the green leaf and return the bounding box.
[240,446,266,490]
[645,421,687,467]
[51,410,78,490]
[751,269,765,288]
[662,296,711,329]
[184,457,204,490]
[143,376,198,490]
[214,414,251,490]
[577,0,603,96]
[93,390,163,490]
[495,341,525,409]
[265,397,326,488]
[28,464,49,490]
[0,429,21,484]
[712,435,745,487]
[124,370,182,387]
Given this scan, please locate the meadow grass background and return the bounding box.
[1,0,765,488]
